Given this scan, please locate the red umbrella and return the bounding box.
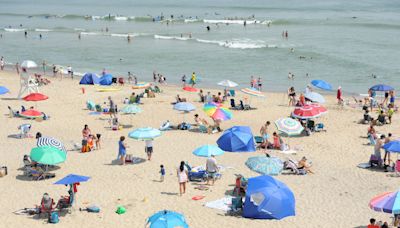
[183,86,198,92]
[20,109,43,119]
[291,105,321,119]
[308,103,327,114]
[23,93,48,102]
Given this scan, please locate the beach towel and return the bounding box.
[204,196,233,212]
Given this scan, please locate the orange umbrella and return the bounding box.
[23,93,48,101]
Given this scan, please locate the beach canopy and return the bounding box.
[370,84,394,91]
[128,127,161,140]
[80,73,100,85]
[291,105,321,119]
[30,146,66,165]
[0,86,9,95]
[121,104,142,114]
[382,141,400,153]
[246,156,283,176]
[182,86,198,92]
[99,74,113,86]
[21,60,37,68]
[20,109,43,119]
[311,80,332,91]
[173,102,196,112]
[275,118,304,136]
[243,175,295,220]
[203,102,232,121]
[192,145,225,157]
[217,126,255,152]
[241,88,265,97]
[54,174,90,185]
[146,210,189,228]
[217,80,238,88]
[23,93,48,101]
[37,136,66,152]
[369,191,400,214]
[304,92,325,103]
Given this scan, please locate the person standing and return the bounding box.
[190,72,196,87]
[260,121,271,144]
[15,62,20,75]
[42,60,46,75]
[257,77,262,91]
[206,155,219,186]
[0,57,4,70]
[160,165,165,182]
[108,96,117,118]
[127,72,132,84]
[118,136,128,165]
[337,86,343,105]
[177,161,188,196]
[181,75,186,87]
[67,65,73,79]
[145,139,153,161]
[383,133,392,167]
[374,135,385,163]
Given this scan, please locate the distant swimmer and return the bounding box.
[306,73,309,78]
[189,33,192,38]
[24,31,27,38]
[127,35,131,42]
[244,21,247,26]
[299,56,306,59]
[105,27,109,32]
[206,26,210,31]
[180,33,183,38]
[371,74,377,79]
[290,48,294,53]
[20,24,23,27]
[78,33,81,40]
[39,34,42,39]
[285,30,288,38]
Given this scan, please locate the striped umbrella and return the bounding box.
[203,102,232,121]
[217,80,238,88]
[245,156,283,175]
[173,102,196,112]
[369,191,400,214]
[275,118,304,136]
[241,87,265,97]
[291,105,321,119]
[37,136,66,152]
[128,127,161,140]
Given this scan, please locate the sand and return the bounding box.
[0,70,398,228]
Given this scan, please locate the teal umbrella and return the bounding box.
[121,104,142,114]
[128,127,161,140]
[30,146,66,165]
[192,145,224,157]
[147,210,189,228]
[245,156,283,176]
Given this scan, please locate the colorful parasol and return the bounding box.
[203,102,232,121]
[23,93,48,102]
[369,191,400,214]
[291,105,321,119]
[274,118,304,136]
[241,87,265,97]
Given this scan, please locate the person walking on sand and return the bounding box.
[108,96,117,118]
[145,139,153,161]
[337,86,343,105]
[118,136,128,165]
[160,165,165,182]
[67,65,73,79]
[177,161,188,196]
[206,155,219,186]
[190,72,196,87]
[181,75,186,87]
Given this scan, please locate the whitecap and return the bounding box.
[4,28,25,32]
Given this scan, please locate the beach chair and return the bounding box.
[229,90,235,97]
[254,136,263,144]
[86,101,95,111]
[95,104,102,112]
[56,190,74,213]
[314,123,325,132]
[25,166,55,181]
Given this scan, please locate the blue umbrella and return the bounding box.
[311,80,332,91]
[173,102,196,112]
[128,127,161,140]
[304,92,325,103]
[382,141,400,153]
[193,145,225,157]
[0,86,9,95]
[245,157,283,175]
[147,210,189,228]
[217,126,255,152]
[370,84,394,92]
[54,174,90,185]
[243,175,295,220]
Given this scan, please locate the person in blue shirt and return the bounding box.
[160,165,165,182]
[118,136,128,165]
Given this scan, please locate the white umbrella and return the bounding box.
[304,92,325,103]
[21,60,38,68]
[217,80,238,88]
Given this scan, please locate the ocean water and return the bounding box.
[0,0,399,93]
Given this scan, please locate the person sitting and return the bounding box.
[8,106,20,117]
[129,93,136,104]
[377,111,386,125]
[272,132,281,149]
[87,135,95,150]
[193,114,202,126]
[23,155,38,167]
[298,156,314,174]
[38,193,54,216]
[367,218,379,228]
[111,117,120,130]
[363,110,372,124]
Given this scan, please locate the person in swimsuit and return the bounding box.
[288,87,296,106]
[177,161,188,196]
[298,157,313,174]
[260,121,271,144]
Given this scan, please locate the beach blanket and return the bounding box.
[204,196,233,212]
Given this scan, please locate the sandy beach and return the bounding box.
[0,70,399,228]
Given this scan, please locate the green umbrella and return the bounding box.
[30,146,66,165]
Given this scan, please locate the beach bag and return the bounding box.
[87,206,100,213]
[115,206,126,214]
[49,212,59,224]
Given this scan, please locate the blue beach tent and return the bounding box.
[99,74,113,85]
[79,73,100,85]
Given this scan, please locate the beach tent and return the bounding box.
[79,73,100,85]
[99,74,113,86]
[217,126,255,152]
[243,175,295,220]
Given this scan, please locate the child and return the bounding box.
[160,165,165,182]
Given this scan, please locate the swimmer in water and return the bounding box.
[127,35,131,42]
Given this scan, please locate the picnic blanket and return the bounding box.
[204,196,233,212]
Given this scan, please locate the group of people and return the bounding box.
[153,71,167,84]
[81,124,101,152]
[181,72,197,87]
[198,90,229,104]
[250,76,262,91]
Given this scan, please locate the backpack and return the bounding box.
[49,212,59,224]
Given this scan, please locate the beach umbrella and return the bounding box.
[192,145,225,157]
[37,136,66,152]
[369,191,400,214]
[121,104,142,114]
[370,84,394,92]
[0,86,9,95]
[308,103,328,115]
[311,80,332,91]
[203,102,232,121]
[132,82,150,89]
[217,80,238,88]
[291,105,321,119]
[173,102,196,112]
[30,146,66,165]
[274,118,303,136]
[217,126,255,152]
[243,175,295,220]
[182,86,198,92]
[128,127,161,140]
[23,93,48,101]
[382,141,400,153]
[54,174,90,185]
[20,109,43,119]
[146,210,189,228]
[241,87,265,97]
[304,92,325,103]
[245,156,283,176]
[21,60,38,68]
